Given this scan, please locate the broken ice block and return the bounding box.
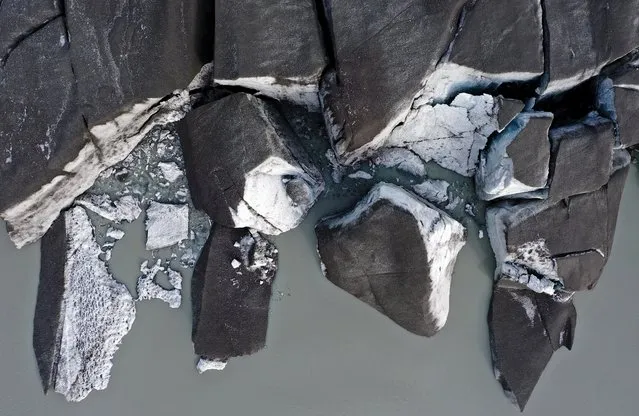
[192,225,278,365]
[145,202,189,250]
[315,183,466,336]
[476,112,553,200]
[384,94,511,176]
[33,206,136,402]
[214,0,326,106]
[547,114,615,202]
[487,151,630,292]
[178,93,324,234]
[489,281,576,411]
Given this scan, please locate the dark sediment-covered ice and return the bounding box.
[214,0,326,106]
[192,225,278,369]
[316,183,466,336]
[489,281,576,411]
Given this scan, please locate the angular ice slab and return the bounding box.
[384,94,513,176]
[315,183,466,336]
[476,112,553,200]
[489,282,576,411]
[543,0,639,95]
[192,225,278,367]
[33,206,136,402]
[214,0,326,106]
[145,202,189,250]
[487,151,630,292]
[76,194,142,223]
[179,93,324,234]
[547,114,615,202]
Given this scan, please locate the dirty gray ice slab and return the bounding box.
[192,225,278,366]
[447,0,543,77]
[489,282,576,411]
[487,151,631,292]
[548,113,615,202]
[423,0,544,101]
[64,0,208,126]
[320,0,467,160]
[477,112,553,200]
[0,0,61,58]
[214,0,326,106]
[0,16,85,215]
[178,93,324,235]
[315,183,466,337]
[543,0,639,95]
[33,206,136,402]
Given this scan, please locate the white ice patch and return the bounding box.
[412,179,450,205]
[230,156,322,235]
[1,63,216,248]
[4,145,12,164]
[238,231,278,283]
[105,227,125,240]
[196,358,227,373]
[158,162,183,182]
[374,148,427,177]
[509,291,537,326]
[145,202,189,250]
[76,194,142,223]
[215,76,320,108]
[384,94,501,176]
[347,170,373,180]
[54,206,136,402]
[322,183,466,331]
[136,260,182,309]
